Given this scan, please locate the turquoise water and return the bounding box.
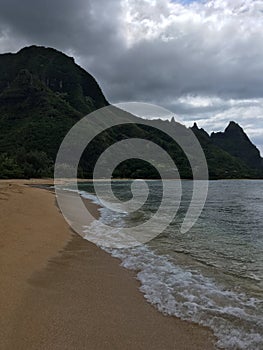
[74,180,263,349]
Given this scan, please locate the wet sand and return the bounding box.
[0,179,216,349]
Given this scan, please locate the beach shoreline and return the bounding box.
[0,179,216,349]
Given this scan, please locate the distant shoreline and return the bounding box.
[17,177,263,182]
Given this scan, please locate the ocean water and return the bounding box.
[64,180,263,350]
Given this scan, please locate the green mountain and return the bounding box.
[0,45,262,179]
[0,46,108,178]
[0,45,108,114]
[211,121,263,170]
[190,122,263,179]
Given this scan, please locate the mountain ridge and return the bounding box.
[211,121,263,169]
[0,45,262,179]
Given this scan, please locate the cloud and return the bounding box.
[169,96,263,152]
[0,0,262,152]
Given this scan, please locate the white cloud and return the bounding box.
[0,0,263,152]
[174,95,263,153]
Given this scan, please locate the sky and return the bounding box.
[0,0,263,152]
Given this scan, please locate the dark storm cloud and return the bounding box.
[0,0,122,56]
[0,0,263,151]
[0,0,263,101]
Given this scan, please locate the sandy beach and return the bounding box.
[0,179,215,349]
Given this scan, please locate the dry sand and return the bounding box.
[0,179,216,349]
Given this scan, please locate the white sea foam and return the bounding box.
[106,245,263,350]
[59,186,263,350]
[60,186,133,247]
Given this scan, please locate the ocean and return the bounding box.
[62,180,263,350]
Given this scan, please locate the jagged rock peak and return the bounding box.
[225,121,244,132]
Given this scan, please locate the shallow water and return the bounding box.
[67,180,263,350]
